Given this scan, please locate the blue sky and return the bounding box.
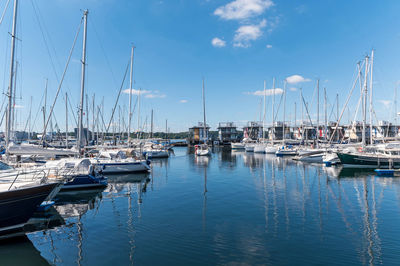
[1,0,400,133]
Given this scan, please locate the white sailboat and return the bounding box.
[265,78,278,154]
[254,80,267,153]
[276,80,297,156]
[195,79,211,156]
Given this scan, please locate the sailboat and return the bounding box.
[195,79,211,156]
[265,78,278,154]
[254,80,267,153]
[276,80,297,156]
[0,0,62,236]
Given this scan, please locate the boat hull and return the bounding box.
[337,152,400,168]
[62,175,108,191]
[96,161,151,174]
[195,149,211,156]
[0,183,59,233]
[231,143,245,150]
[295,154,323,163]
[265,146,277,154]
[276,150,297,157]
[245,145,255,152]
[254,144,266,153]
[145,150,169,159]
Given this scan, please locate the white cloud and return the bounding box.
[266,44,272,48]
[123,89,165,99]
[285,75,311,84]
[289,87,297,91]
[145,94,166,99]
[123,88,151,95]
[14,104,24,109]
[246,88,283,96]
[234,19,267,48]
[379,100,392,108]
[214,0,274,20]
[180,99,188,103]
[211,37,226,47]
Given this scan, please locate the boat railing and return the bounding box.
[1,168,49,190]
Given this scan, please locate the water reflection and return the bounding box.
[54,189,104,218]
[0,236,50,265]
[239,152,386,265]
[2,148,400,265]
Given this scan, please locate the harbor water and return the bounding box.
[1,147,400,265]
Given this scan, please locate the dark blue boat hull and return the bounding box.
[62,175,108,191]
[0,183,59,233]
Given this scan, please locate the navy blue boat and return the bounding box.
[62,174,108,191]
[0,182,59,235]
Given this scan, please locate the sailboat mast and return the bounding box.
[165,119,168,140]
[301,88,303,139]
[28,96,32,140]
[283,80,286,145]
[272,78,275,143]
[202,78,207,144]
[362,56,369,148]
[65,92,68,148]
[5,0,17,151]
[369,49,374,144]
[336,93,339,142]
[86,94,89,143]
[150,109,153,139]
[262,80,266,141]
[137,88,141,139]
[77,10,88,150]
[316,79,319,147]
[324,87,327,141]
[294,102,296,129]
[42,79,48,143]
[92,93,95,144]
[128,45,135,144]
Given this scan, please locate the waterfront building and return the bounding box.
[243,121,263,140]
[374,120,400,139]
[189,122,210,145]
[267,122,291,141]
[343,122,371,143]
[217,122,238,144]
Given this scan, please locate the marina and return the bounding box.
[0,0,400,265]
[1,147,400,265]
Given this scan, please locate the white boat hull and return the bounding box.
[146,150,169,158]
[265,146,277,154]
[296,154,324,163]
[254,144,266,153]
[195,149,211,156]
[231,143,245,150]
[245,145,255,152]
[93,161,150,174]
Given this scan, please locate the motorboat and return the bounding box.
[43,158,108,190]
[91,150,150,174]
[143,143,169,159]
